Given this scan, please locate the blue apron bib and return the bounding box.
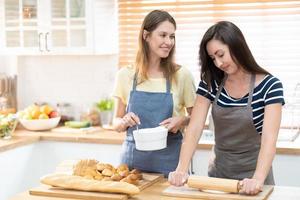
[120,74,182,177]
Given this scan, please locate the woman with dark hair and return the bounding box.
[112,10,196,176]
[169,21,284,195]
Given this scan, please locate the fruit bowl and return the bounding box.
[19,117,61,131]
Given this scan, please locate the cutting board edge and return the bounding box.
[51,126,102,134]
[138,173,164,191]
[29,186,128,200]
[262,186,274,200]
[162,185,274,200]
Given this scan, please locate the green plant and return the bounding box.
[96,98,114,112]
[0,114,18,138]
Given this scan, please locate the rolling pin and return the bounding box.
[187,176,241,193]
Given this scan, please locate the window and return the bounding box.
[118,0,300,127]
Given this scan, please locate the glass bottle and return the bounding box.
[56,103,74,125]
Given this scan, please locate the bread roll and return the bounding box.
[111,173,123,181]
[102,168,114,177]
[41,173,140,195]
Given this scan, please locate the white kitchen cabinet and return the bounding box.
[0,141,122,200]
[1,140,300,200]
[0,0,115,55]
[0,144,38,200]
[0,0,117,55]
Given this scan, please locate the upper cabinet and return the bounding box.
[0,0,117,55]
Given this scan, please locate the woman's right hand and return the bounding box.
[121,112,140,128]
[168,171,189,187]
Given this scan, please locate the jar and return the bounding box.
[0,97,15,115]
[80,105,100,126]
[56,103,74,124]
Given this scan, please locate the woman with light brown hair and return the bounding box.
[112,10,196,176]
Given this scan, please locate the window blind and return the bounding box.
[118,0,300,127]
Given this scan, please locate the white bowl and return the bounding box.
[133,126,168,151]
[19,117,61,131]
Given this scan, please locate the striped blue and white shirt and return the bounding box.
[197,74,285,134]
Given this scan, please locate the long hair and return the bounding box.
[199,21,269,90]
[135,10,178,83]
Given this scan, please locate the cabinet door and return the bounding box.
[2,0,40,54]
[1,0,92,55]
[47,0,92,54]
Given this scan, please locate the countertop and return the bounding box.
[9,179,300,200]
[0,127,300,154]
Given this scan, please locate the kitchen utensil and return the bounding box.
[3,75,8,96]
[187,176,241,193]
[0,75,4,96]
[51,126,102,134]
[30,185,127,200]
[133,126,168,151]
[162,184,274,200]
[30,173,163,200]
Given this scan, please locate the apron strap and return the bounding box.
[132,73,138,91]
[247,74,256,107]
[213,74,256,107]
[166,78,171,94]
[213,75,227,105]
[132,73,171,94]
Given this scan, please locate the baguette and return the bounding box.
[41,173,140,195]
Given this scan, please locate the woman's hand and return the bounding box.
[168,171,189,187]
[239,178,263,195]
[121,112,140,128]
[159,116,186,133]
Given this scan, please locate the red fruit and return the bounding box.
[49,111,59,118]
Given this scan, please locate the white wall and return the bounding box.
[0,56,18,75]
[16,55,118,118]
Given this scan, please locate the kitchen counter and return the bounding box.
[3,128,300,199]
[9,179,300,200]
[0,133,39,153]
[1,128,300,154]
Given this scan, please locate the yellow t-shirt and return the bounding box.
[112,65,196,117]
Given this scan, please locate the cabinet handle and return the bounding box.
[38,33,43,52]
[45,32,50,52]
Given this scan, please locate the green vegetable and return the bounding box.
[96,98,114,111]
[65,121,91,128]
[0,114,18,138]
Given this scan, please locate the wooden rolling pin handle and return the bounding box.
[237,181,243,192]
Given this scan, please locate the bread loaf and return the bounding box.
[41,173,140,195]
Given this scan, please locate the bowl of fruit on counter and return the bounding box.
[18,104,60,131]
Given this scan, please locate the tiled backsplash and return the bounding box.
[16,55,118,119]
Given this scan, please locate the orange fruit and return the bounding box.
[40,105,53,115]
[31,108,41,119]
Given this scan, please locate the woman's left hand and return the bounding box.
[239,178,263,195]
[159,116,185,133]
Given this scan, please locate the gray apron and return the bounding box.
[208,74,274,185]
[121,74,182,177]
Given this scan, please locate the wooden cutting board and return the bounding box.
[162,185,274,200]
[30,173,163,200]
[51,126,102,134]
